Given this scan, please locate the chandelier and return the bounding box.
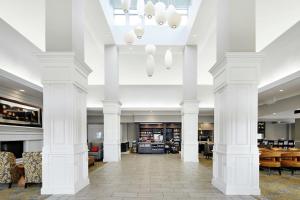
[121,1,179,77]
[122,0,182,44]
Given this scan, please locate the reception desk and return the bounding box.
[138,142,165,154]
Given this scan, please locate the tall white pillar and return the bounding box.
[210,0,262,195]
[181,45,199,162]
[103,45,121,162]
[38,0,91,194]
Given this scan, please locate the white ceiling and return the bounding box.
[0,69,42,99]
[259,71,300,105]
[0,0,300,121]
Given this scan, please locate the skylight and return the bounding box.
[111,0,190,26]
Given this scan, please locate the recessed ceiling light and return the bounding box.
[279,89,284,92]
[19,89,25,92]
[273,113,277,115]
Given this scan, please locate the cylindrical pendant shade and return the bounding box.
[145,44,156,55]
[165,49,173,69]
[124,30,136,45]
[146,55,155,77]
[121,0,131,13]
[168,11,181,29]
[134,26,144,39]
[145,1,155,19]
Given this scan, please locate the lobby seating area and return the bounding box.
[0,0,300,199]
[259,148,300,175]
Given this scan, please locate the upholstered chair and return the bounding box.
[22,152,42,188]
[260,151,282,175]
[281,152,300,175]
[0,152,20,188]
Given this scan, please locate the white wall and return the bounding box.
[87,124,104,143]
[256,0,300,51]
[119,52,183,85]
[0,19,42,86]
[84,30,104,85]
[197,30,215,85]
[87,85,214,109]
[260,22,300,87]
[24,140,43,152]
[265,122,288,140]
[0,0,45,50]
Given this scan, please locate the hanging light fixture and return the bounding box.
[166,4,176,18]
[134,25,144,39]
[164,49,173,70]
[145,44,156,55]
[121,0,131,14]
[144,1,155,19]
[137,0,145,17]
[168,11,181,29]
[124,30,136,45]
[146,55,155,77]
[155,2,167,25]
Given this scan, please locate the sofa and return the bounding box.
[88,143,103,161]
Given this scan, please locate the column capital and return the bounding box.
[180,100,199,114]
[103,100,122,114]
[37,52,92,92]
[209,52,263,92]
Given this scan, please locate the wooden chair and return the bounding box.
[260,151,282,175]
[281,152,300,175]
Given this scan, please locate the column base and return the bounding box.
[182,143,199,162]
[212,178,260,195]
[103,143,121,162]
[41,177,89,195]
[41,145,90,195]
[212,147,260,195]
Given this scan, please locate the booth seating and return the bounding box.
[259,151,282,175]
[281,152,300,175]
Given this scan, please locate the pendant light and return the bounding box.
[155,2,167,25]
[124,30,136,45]
[145,44,156,55]
[166,4,176,18]
[168,11,181,29]
[145,1,155,19]
[121,0,131,14]
[134,26,144,39]
[137,0,145,17]
[164,49,173,70]
[146,55,155,77]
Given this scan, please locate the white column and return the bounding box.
[210,0,262,195]
[39,0,91,195]
[103,45,121,162]
[181,45,199,162]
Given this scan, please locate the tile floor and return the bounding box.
[2,154,299,200]
[47,154,256,200]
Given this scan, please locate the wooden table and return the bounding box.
[16,164,25,187]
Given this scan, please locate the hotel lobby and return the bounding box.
[0,0,300,200]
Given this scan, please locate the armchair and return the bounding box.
[22,152,42,188]
[0,152,19,188]
[88,143,103,161]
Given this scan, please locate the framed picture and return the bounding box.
[0,97,42,127]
